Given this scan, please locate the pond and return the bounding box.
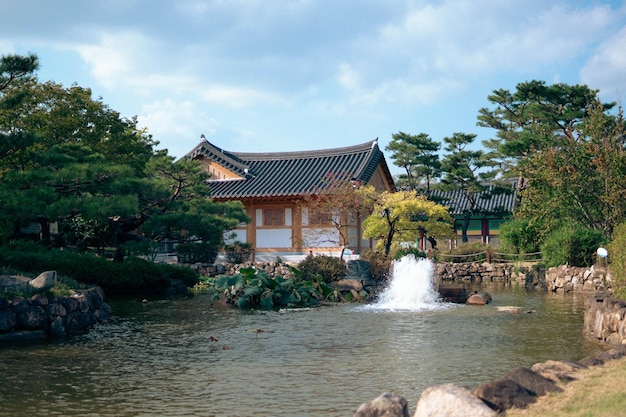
[0,258,604,416]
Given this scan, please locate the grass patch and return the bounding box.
[506,357,626,417]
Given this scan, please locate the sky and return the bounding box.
[2,0,626,176]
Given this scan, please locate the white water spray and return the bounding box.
[370,255,447,311]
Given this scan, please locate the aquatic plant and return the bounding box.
[209,266,335,309]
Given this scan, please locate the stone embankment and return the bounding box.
[0,272,112,341]
[584,292,626,347]
[545,264,610,293]
[187,261,296,279]
[434,262,519,283]
[354,343,626,417]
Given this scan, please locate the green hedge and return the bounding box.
[0,243,198,295]
[297,254,346,283]
[540,224,605,268]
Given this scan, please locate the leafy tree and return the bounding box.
[300,172,375,255]
[361,190,453,256]
[0,53,39,91]
[0,53,39,237]
[0,53,249,262]
[477,80,610,183]
[478,80,626,240]
[385,131,441,192]
[438,132,497,242]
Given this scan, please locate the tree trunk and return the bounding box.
[461,210,470,243]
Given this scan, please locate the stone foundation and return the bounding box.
[0,287,112,342]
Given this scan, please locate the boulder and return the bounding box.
[414,384,496,417]
[29,271,57,291]
[501,367,562,396]
[0,275,30,293]
[354,392,409,417]
[473,379,536,412]
[16,305,48,329]
[333,279,364,292]
[531,360,584,383]
[466,292,492,305]
[48,316,66,337]
[0,309,17,332]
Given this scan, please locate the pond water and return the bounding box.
[0,257,604,416]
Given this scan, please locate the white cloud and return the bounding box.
[200,85,289,108]
[342,0,620,107]
[337,63,360,91]
[74,31,156,90]
[581,25,626,102]
[137,99,218,156]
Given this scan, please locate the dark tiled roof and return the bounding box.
[184,138,395,200]
[428,181,519,216]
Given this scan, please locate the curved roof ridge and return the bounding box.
[184,137,250,174]
[231,140,377,161]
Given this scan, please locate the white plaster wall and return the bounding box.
[256,229,292,248]
[302,228,340,247]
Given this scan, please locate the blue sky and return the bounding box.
[2,0,626,176]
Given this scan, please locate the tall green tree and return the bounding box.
[0,53,249,261]
[385,131,441,192]
[477,80,625,240]
[477,80,610,184]
[0,54,39,171]
[439,132,496,242]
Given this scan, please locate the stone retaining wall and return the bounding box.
[584,292,626,347]
[0,287,112,341]
[545,264,611,293]
[434,262,521,284]
[185,261,296,279]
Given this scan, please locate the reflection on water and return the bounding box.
[0,279,604,416]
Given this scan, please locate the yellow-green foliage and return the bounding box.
[361,190,454,255]
[608,222,626,299]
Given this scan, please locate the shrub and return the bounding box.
[498,218,542,255]
[393,246,426,260]
[297,254,346,283]
[224,241,253,264]
[359,250,391,281]
[540,224,605,267]
[607,223,626,298]
[0,244,198,295]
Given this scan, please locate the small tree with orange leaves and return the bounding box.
[300,172,375,254]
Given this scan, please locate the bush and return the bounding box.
[0,244,198,295]
[540,224,605,267]
[608,222,626,299]
[498,218,542,255]
[359,250,391,281]
[224,241,253,263]
[297,254,346,283]
[393,246,427,260]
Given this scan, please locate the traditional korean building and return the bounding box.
[184,137,396,261]
[427,181,519,248]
